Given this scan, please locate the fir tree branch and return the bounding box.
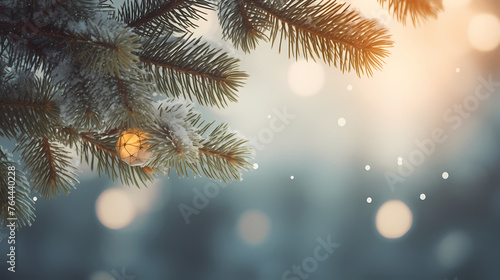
[102,70,155,129]
[197,123,252,182]
[61,77,103,130]
[146,101,253,182]
[115,74,136,117]
[0,147,35,228]
[0,76,61,139]
[15,137,78,198]
[118,0,214,34]
[70,20,142,75]
[218,0,269,52]
[378,0,443,26]
[145,101,203,177]
[220,0,394,76]
[0,19,142,75]
[140,33,248,107]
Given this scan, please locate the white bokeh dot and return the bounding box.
[338,118,346,127]
[347,85,353,91]
[290,175,294,180]
[238,210,271,245]
[420,193,426,200]
[253,163,259,170]
[33,196,37,202]
[456,68,461,73]
[367,197,372,204]
[397,157,403,166]
[442,172,449,179]
[365,165,371,171]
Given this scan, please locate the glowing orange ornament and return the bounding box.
[115,128,152,166]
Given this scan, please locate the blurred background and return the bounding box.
[2,0,500,279]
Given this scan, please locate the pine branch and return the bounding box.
[218,0,269,53]
[219,0,394,76]
[101,70,156,129]
[118,0,214,34]
[61,76,103,130]
[146,100,253,182]
[140,33,248,107]
[197,123,252,182]
[0,18,141,76]
[146,101,204,177]
[0,147,35,228]
[0,33,51,73]
[15,137,78,198]
[0,75,61,139]
[378,0,443,26]
[70,19,142,75]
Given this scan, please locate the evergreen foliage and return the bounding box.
[0,0,442,228]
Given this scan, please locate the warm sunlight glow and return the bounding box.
[468,14,500,52]
[376,200,413,239]
[443,0,470,9]
[287,60,325,96]
[238,210,271,245]
[96,188,136,229]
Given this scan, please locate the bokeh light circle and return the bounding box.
[287,60,325,96]
[338,118,346,127]
[376,200,413,239]
[468,14,500,52]
[96,188,136,229]
[238,210,271,245]
[436,231,472,269]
